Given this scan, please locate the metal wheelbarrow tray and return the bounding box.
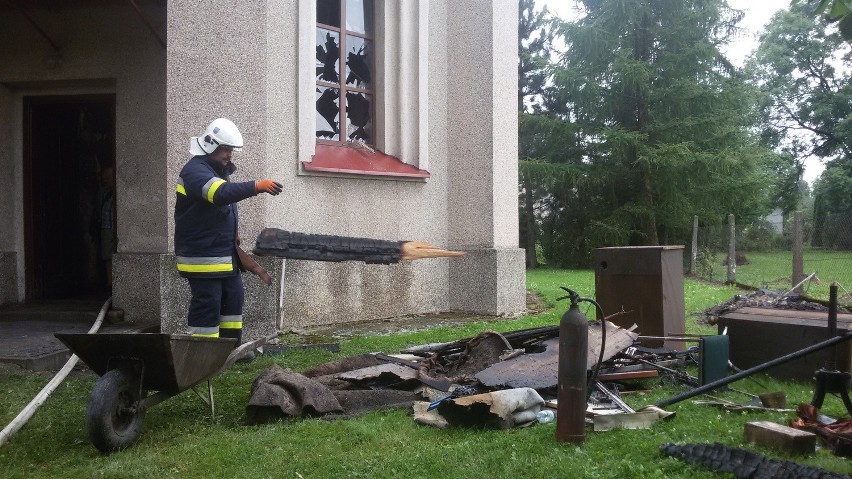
[55,333,236,453]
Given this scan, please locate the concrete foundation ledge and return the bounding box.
[159,254,281,342]
[448,247,526,316]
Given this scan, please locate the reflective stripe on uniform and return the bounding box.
[176,256,234,273]
[189,326,219,337]
[202,177,226,204]
[176,178,186,196]
[220,315,243,330]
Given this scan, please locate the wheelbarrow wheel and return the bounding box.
[86,368,145,453]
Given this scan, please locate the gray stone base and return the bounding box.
[113,250,524,336]
[0,252,17,305]
[449,247,526,315]
[279,258,449,329]
[114,253,281,342]
[158,254,282,342]
[112,253,163,327]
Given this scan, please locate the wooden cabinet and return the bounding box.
[594,246,686,349]
[717,307,852,380]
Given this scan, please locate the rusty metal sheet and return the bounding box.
[474,321,638,389]
[55,333,235,392]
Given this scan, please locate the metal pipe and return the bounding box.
[594,380,634,413]
[828,283,838,339]
[825,282,839,370]
[779,272,817,300]
[638,336,700,342]
[655,331,852,408]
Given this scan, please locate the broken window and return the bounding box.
[301,1,430,178]
[316,0,374,145]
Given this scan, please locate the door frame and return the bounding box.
[22,93,116,301]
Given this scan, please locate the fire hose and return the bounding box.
[0,297,111,447]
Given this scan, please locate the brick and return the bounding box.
[744,421,816,455]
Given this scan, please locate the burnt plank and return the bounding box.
[744,421,816,455]
[718,308,852,380]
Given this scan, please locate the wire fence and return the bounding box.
[690,212,852,308]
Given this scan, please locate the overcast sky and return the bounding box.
[540,0,787,65]
[537,1,826,184]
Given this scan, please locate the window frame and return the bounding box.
[298,0,431,180]
[315,0,376,147]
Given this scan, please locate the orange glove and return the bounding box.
[256,179,283,196]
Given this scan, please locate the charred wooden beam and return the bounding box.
[252,228,463,264]
[660,442,846,478]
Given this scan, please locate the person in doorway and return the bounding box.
[174,118,283,344]
[96,165,117,290]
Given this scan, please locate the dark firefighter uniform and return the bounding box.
[174,155,257,342]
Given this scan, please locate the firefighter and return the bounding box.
[174,118,282,344]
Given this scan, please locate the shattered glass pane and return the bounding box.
[345,36,372,88]
[346,0,373,34]
[316,87,340,140]
[346,92,371,143]
[317,0,340,27]
[315,28,340,83]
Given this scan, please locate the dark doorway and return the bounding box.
[23,95,116,301]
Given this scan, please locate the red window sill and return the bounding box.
[302,144,430,179]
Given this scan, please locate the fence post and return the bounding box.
[793,211,804,294]
[727,214,736,284]
[691,215,698,276]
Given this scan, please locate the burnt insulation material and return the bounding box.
[253,228,402,264]
[660,442,849,478]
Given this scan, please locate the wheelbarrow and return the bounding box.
[55,333,241,453]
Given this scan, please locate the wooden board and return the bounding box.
[717,308,851,380]
[744,421,816,455]
[720,307,852,328]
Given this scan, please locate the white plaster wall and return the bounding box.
[167,0,456,328]
[446,0,520,249]
[445,0,526,314]
[0,0,522,322]
[267,0,453,326]
[168,1,449,252]
[447,0,496,248]
[166,1,269,251]
[491,0,521,249]
[286,0,445,244]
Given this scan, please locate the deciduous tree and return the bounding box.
[750,3,852,247]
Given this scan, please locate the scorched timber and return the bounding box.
[253,228,463,264]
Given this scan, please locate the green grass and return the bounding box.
[0,269,850,478]
[703,249,852,305]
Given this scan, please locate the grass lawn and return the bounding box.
[0,269,850,478]
[704,249,852,305]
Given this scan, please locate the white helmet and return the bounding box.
[189,118,244,155]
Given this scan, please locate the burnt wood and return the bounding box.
[717,307,852,380]
[253,228,402,264]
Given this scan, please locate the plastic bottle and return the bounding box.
[536,409,556,424]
